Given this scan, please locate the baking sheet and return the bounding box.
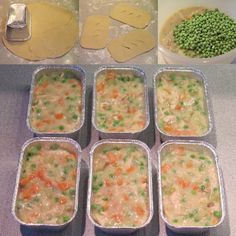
[78,0,158,64]
[0,64,232,236]
[0,0,80,64]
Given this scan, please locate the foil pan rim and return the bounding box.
[92,66,150,135]
[153,66,213,139]
[87,139,154,231]
[26,65,86,135]
[11,137,82,228]
[157,140,226,232]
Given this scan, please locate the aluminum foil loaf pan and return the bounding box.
[92,66,150,140]
[6,3,31,41]
[154,67,213,141]
[87,139,153,234]
[26,66,86,140]
[157,140,225,234]
[12,137,82,230]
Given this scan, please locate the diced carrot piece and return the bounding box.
[176,178,190,188]
[126,166,136,173]
[35,121,45,128]
[103,202,109,210]
[191,184,199,191]
[34,86,39,95]
[105,179,112,187]
[141,176,147,184]
[163,88,171,94]
[36,169,44,179]
[134,206,145,217]
[109,127,124,132]
[78,104,82,112]
[175,104,182,110]
[116,178,124,186]
[20,178,29,186]
[42,119,52,124]
[59,196,67,204]
[163,124,174,133]
[57,182,71,191]
[123,194,129,201]
[65,91,69,96]
[106,71,116,80]
[29,212,39,220]
[37,170,53,187]
[96,82,105,92]
[107,152,117,164]
[174,130,196,136]
[211,217,218,225]
[20,173,37,186]
[136,121,145,127]
[117,114,123,120]
[127,107,137,114]
[175,146,185,155]
[161,163,171,173]
[71,169,77,179]
[21,184,40,199]
[163,125,196,136]
[109,128,117,132]
[186,160,193,168]
[41,82,48,89]
[54,113,64,119]
[77,83,82,90]
[111,213,123,223]
[70,152,77,159]
[115,167,122,176]
[111,89,119,99]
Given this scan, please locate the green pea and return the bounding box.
[58,125,64,131]
[50,143,59,150]
[213,211,222,218]
[63,215,70,222]
[173,9,236,58]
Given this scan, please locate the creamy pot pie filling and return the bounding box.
[15,142,78,224]
[29,70,83,133]
[161,144,222,226]
[90,143,150,227]
[95,70,146,133]
[156,72,209,136]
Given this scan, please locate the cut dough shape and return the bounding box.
[107,29,155,62]
[2,2,79,61]
[110,3,151,29]
[80,15,110,49]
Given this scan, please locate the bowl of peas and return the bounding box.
[158,0,236,64]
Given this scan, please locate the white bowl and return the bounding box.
[158,0,236,64]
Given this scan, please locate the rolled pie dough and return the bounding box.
[107,29,155,62]
[80,15,110,49]
[110,3,151,29]
[2,2,79,61]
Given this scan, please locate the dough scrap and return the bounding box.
[80,15,110,49]
[107,29,155,62]
[2,2,79,61]
[110,3,151,29]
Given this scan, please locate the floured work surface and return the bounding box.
[0,0,80,64]
[78,0,157,64]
